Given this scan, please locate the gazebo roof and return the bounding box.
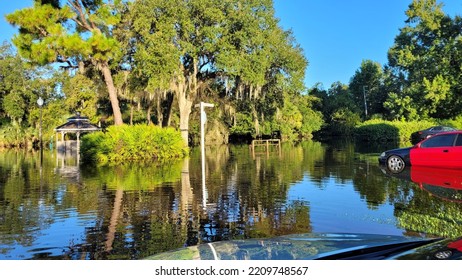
[55,113,101,133]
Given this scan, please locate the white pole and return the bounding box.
[200,103,206,209]
[363,85,368,117]
[196,102,214,209]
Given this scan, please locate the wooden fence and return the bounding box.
[249,139,281,158]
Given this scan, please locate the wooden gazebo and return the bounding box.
[54,113,101,152]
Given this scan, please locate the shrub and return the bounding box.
[330,109,361,136]
[229,112,256,137]
[444,116,462,130]
[355,119,435,143]
[81,124,188,165]
[0,122,35,148]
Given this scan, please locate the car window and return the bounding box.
[420,134,456,148]
[456,134,462,146]
[430,126,442,131]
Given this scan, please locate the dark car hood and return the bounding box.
[385,147,413,154]
[145,233,461,260]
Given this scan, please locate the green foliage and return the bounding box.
[349,60,387,118]
[128,0,191,90]
[6,1,121,64]
[145,247,199,260]
[5,0,462,148]
[80,124,188,164]
[330,109,362,136]
[0,42,67,148]
[229,112,255,136]
[317,82,359,119]
[422,74,451,113]
[3,1,316,146]
[85,161,184,191]
[298,106,324,139]
[2,92,26,123]
[6,3,74,64]
[216,0,283,86]
[443,116,462,129]
[355,120,400,142]
[127,0,309,144]
[276,99,303,141]
[386,0,462,120]
[397,211,462,238]
[273,94,323,141]
[6,0,126,125]
[61,74,99,122]
[355,117,462,144]
[383,93,419,121]
[0,43,33,125]
[355,119,435,143]
[0,122,35,148]
[309,83,360,137]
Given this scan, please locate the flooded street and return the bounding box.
[1,141,462,259]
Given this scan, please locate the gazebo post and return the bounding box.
[77,131,80,160]
[61,132,65,151]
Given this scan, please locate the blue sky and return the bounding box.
[273,0,462,89]
[1,0,461,89]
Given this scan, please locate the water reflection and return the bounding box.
[380,166,462,203]
[1,142,462,259]
[380,165,462,238]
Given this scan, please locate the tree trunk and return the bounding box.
[163,92,174,127]
[146,104,152,125]
[180,157,192,211]
[105,188,123,252]
[156,93,163,127]
[252,107,260,137]
[178,81,192,146]
[130,100,134,125]
[100,62,124,125]
[175,60,197,147]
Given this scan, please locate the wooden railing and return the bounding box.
[249,139,281,158]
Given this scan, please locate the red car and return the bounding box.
[379,131,462,172]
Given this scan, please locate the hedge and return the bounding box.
[355,119,438,143]
[80,124,188,165]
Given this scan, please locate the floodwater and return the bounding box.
[1,141,462,260]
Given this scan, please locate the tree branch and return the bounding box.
[67,0,95,31]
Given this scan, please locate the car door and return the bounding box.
[410,133,457,167]
[450,133,462,167]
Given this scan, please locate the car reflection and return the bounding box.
[432,238,462,259]
[380,165,462,203]
[392,236,462,260]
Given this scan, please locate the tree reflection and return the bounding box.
[2,142,462,260]
[73,143,317,259]
[0,150,56,256]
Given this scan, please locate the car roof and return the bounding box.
[428,125,454,129]
[426,130,462,136]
